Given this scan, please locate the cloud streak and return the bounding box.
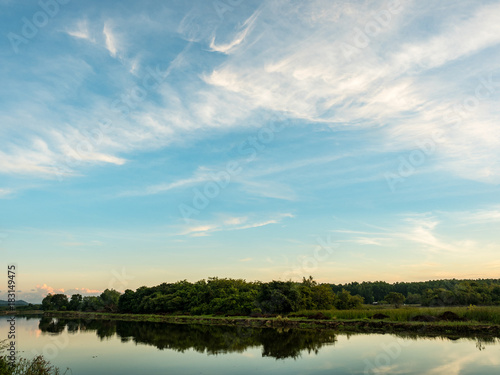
[179,213,294,237]
[209,9,261,54]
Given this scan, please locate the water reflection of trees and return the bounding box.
[38,318,337,359]
[38,318,499,357]
[38,317,66,334]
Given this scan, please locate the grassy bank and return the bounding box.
[289,306,500,325]
[0,356,66,375]
[0,310,44,316]
[43,306,500,337]
[0,339,66,375]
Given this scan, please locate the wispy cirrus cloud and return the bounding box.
[440,206,500,224]
[180,213,294,237]
[0,188,13,198]
[204,1,500,183]
[118,168,212,197]
[2,0,499,185]
[335,210,498,256]
[66,19,92,41]
[103,22,118,57]
[209,9,261,54]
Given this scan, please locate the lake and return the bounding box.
[1,315,499,374]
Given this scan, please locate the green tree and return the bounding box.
[333,289,363,310]
[257,281,301,313]
[81,296,103,311]
[118,289,136,313]
[69,294,83,311]
[48,294,69,311]
[405,292,421,305]
[41,294,54,310]
[100,289,121,312]
[312,284,335,309]
[385,292,405,308]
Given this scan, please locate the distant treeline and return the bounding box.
[0,302,41,311]
[40,277,500,315]
[42,277,360,315]
[331,279,500,306]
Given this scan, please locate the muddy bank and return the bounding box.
[44,311,500,338]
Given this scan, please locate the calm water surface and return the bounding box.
[1,315,499,374]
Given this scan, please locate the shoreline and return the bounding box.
[0,310,44,315]
[42,311,500,338]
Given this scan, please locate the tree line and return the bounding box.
[40,277,500,315]
[331,279,500,306]
[41,277,361,315]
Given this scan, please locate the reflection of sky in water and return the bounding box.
[1,316,499,375]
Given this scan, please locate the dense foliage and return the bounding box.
[118,277,343,315]
[40,278,500,316]
[41,289,120,313]
[42,277,350,315]
[331,279,500,306]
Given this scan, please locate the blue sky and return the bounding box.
[1,0,500,303]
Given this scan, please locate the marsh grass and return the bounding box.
[49,306,500,325]
[1,340,67,375]
[288,306,500,324]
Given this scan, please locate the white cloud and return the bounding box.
[209,9,260,54]
[1,0,500,187]
[103,22,118,57]
[10,284,103,303]
[224,216,248,225]
[0,188,13,198]
[353,237,383,246]
[181,225,217,236]
[119,169,211,197]
[336,210,498,256]
[179,213,293,237]
[204,1,500,183]
[399,217,460,253]
[467,209,500,223]
[391,2,500,73]
[441,206,500,224]
[60,240,103,247]
[66,19,92,41]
